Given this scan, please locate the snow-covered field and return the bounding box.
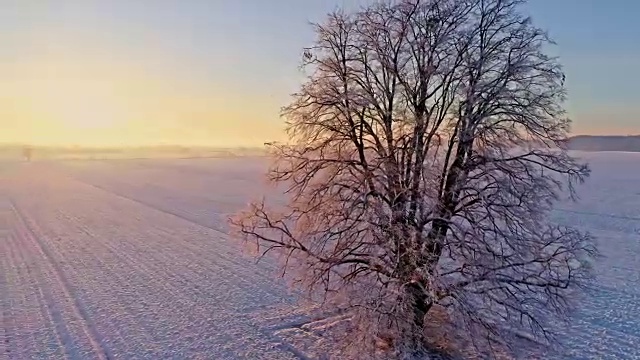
[0,151,639,359]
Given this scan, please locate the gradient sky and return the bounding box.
[1,0,638,146]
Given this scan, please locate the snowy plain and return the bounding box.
[0,151,639,359]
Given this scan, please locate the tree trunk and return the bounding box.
[407,281,432,347]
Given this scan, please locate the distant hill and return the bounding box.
[568,135,640,152]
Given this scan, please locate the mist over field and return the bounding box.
[0,144,268,161]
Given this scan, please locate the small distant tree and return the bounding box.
[23,146,33,162]
[231,0,595,357]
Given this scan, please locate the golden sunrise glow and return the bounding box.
[0,43,286,147]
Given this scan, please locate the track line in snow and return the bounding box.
[63,173,286,290]
[8,232,73,359]
[44,163,331,358]
[54,208,285,314]
[0,239,11,360]
[6,175,299,358]
[8,200,113,360]
[1,203,70,359]
[69,175,230,235]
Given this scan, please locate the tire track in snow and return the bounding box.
[6,231,73,359]
[43,207,168,358]
[63,169,273,272]
[0,231,12,360]
[0,232,30,359]
[22,201,202,358]
[66,173,285,294]
[8,200,113,360]
[71,174,230,234]
[0,206,9,359]
[0,204,64,359]
[1,205,68,359]
[56,162,314,358]
[12,178,297,358]
[44,210,184,358]
[5,163,307,358]
[47,180,293,318]
[56,209,281,313]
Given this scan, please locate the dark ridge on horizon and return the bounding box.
[568,135,640,152]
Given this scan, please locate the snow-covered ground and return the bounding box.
[550,152,640,359]
[0,152,639,359]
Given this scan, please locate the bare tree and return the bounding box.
[231,0,595,357]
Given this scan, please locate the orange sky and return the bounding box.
[0,50,288,147]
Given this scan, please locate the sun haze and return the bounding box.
[1,0,638,147]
